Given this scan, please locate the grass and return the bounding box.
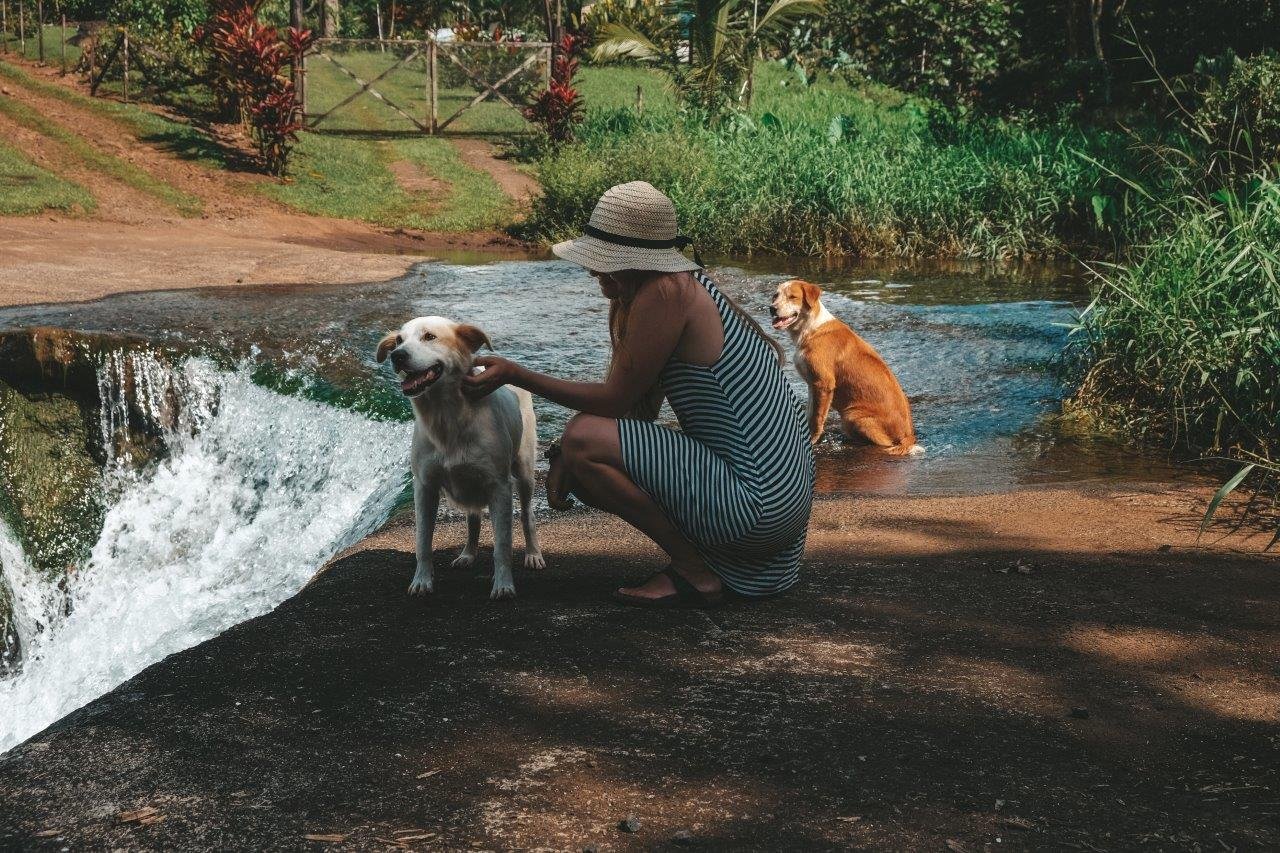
[265,121,512,231]
[0,59,231,170]
[0,139,95,214]
[0,84,202,216]
[1072,177,1280,460]
[4,23,81,69]
[521,64,1162,259]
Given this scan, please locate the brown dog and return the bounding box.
[770,279,920,455]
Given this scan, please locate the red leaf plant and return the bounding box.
[524,33,584,145]
[195,0,313,175]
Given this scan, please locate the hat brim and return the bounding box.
[551,233,701,274]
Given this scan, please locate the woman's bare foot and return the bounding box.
[546,451,575,510]
[616,560,722,601]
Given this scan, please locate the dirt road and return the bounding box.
[0,58,531,306]
[0,484,1275,850]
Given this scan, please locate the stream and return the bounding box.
[0,257,1178,754]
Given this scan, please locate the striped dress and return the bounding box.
[618,271,816,596]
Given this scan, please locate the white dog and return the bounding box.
[376,316,544,600]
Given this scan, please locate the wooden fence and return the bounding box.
[302,37,552,135]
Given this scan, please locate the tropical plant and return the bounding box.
[525,33,585,145]
[193,0,312,174]
[593,0,824,115]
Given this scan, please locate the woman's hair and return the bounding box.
[607,270,785,421]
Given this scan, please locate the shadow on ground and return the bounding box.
[0,500,1276,851]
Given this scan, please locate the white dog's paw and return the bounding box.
[407,573,434,596]
[489,582,517,601]
[524,552,546,571]
[451,551,476,569]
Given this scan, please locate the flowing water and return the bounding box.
[0,258,1178,754]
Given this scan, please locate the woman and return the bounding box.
[463,182,814,607]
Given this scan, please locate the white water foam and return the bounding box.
[0,355,410,753]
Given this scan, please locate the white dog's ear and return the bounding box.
[375,333,398,363]
[455,324,493,353]
[801,281,822,311]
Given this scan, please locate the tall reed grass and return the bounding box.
[519,92,1162,259]
[1072,176,1280,537]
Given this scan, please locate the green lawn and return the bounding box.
[0,139,94,214]
[265,130,513,230]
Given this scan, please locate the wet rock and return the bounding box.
[0,378,104,574]
[617,816,641,833]
[672,828,697,845]
[1069,707,1090,720]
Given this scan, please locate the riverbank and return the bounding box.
[1,484,1275,850]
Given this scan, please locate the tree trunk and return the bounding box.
[1090,0,1111,103]
[321,0,339,38]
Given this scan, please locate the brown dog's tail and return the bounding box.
[883,440,925,457]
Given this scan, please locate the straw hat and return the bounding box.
[552,181,702,274]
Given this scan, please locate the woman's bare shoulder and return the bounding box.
[638,271,699,304]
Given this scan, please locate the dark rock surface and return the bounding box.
[0,498,1276,851]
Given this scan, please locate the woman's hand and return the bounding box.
[462,355,522,400]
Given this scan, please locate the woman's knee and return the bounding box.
[560,414,619,468]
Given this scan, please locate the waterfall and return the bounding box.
[0,353,410,754]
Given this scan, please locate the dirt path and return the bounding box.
[0,484,1275,850]
[450,136,540,203]
[0,58,534,305]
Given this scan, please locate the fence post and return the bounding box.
[427,38,437,134]
[1,0,7,54]
[299,46,307,121]
[18,1,23,54]
[59,13,65,73]
[121,26,128,102]
[36,0,42,62]
[544,44,551,88]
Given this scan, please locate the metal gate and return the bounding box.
[302,37,551,135]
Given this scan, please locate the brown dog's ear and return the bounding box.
[455,324,493,354]
[375,333,398,363]
[801,281,822,311]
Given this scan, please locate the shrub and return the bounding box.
[1194,51,1280,180]
[824,0,1019,105]
[194,0,312,175]
[524,33,584,145]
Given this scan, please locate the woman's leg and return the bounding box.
[559,414,721,599]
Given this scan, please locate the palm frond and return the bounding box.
[592,22,664,63]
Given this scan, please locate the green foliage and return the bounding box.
[99,0,210,35]
[1194,51,1280,181]
[1073,177,1280,460]
[824,0,1018,105]
[593,0,824,116]
[520,67,1155,258]
[0,141,95,216]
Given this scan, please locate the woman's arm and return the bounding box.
[462,277,686,418]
